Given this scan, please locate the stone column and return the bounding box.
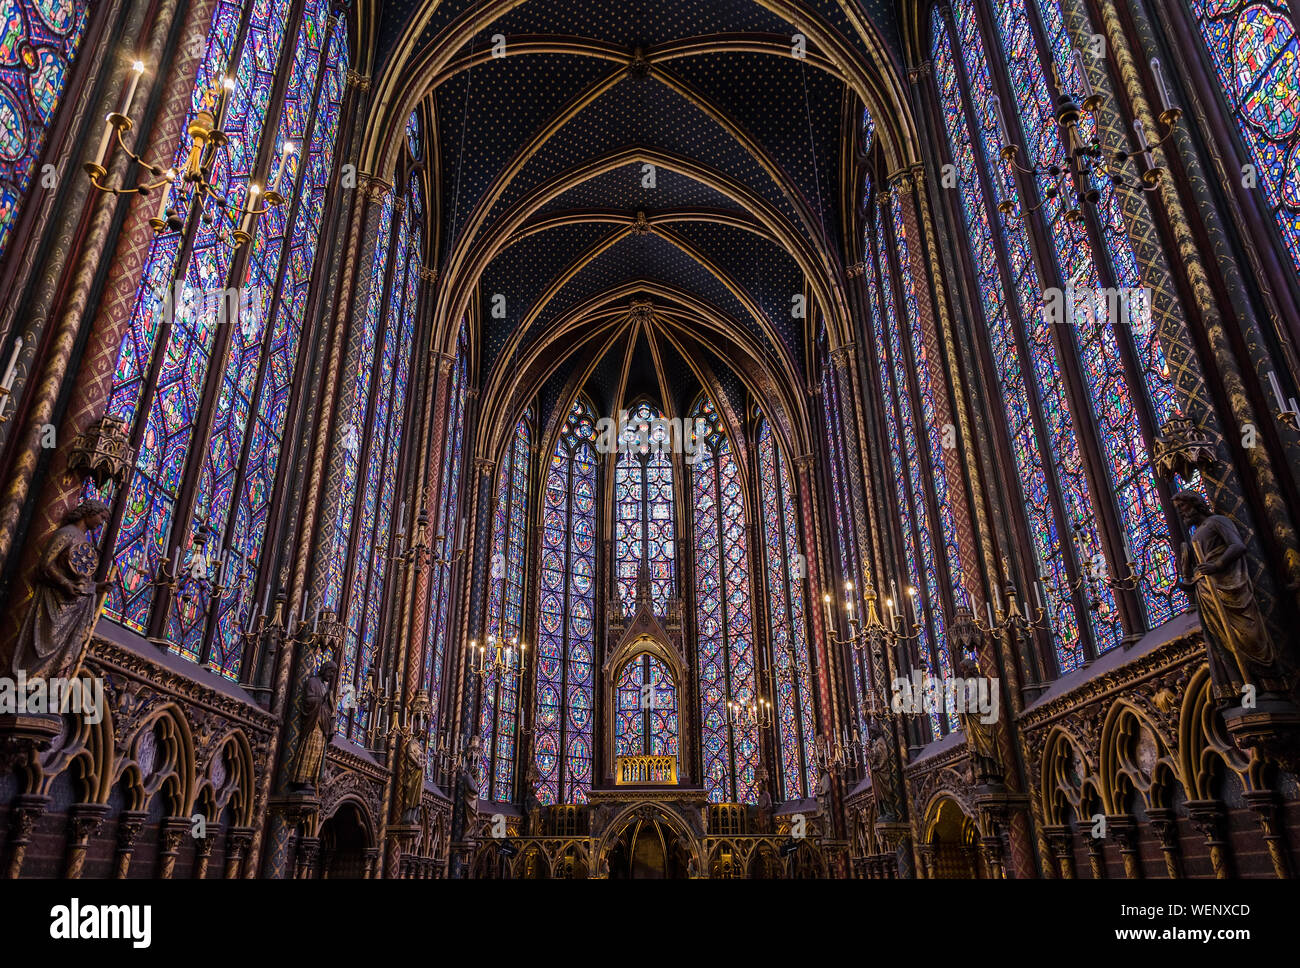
[1148,808,1183,878]
[64,803,110,878]
[1044,825,1076,879]
[1109,816,1142,879]
[1244,791,1290,879]
[193,823,218,879]
[223,826,253,879]
[5,794,49,878]
[113,810,148,878]
[157,817,188,879]
[1188,801,1231,878]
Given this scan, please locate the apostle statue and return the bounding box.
[957,658,1003,785]
[397,729,426,824]
[12,499,111,680]
[287,661,338,792]
[754,766,774,834]
[523,761,542,834]
[459,736,482,835]
[1173,490,1289,699]
[866,720,901,818]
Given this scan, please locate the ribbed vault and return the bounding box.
[354,0,917,465]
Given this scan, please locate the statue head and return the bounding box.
[1172,489,1212,526]
[317,660,339,685]
[65,498,110,530]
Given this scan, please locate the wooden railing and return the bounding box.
[615,754,677,785]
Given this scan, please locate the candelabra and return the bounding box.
[84,62,293,248]
[468,633,528,681]
[0,336,24,423]
[1267,371,1300,432]
[815,726,864,775]
[823,578,923,730]
[991,51,1182,227]
[967,561,1052,643]
[728,695,774,730]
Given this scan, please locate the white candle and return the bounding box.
[1150,57,1173,113]
[399,500,406,531]
[457,515,466,548]
[271,141,293,195]
[155,171,173,222]
[238,185,259,237]
[91,115,115,169]
[991,95,1011,145]
[1073,48,1093,100]
[214,76,234,128]
[118,60,145,117]
[1,337,22,390]
[313,606,320,634]
[986,602,995,627]
[1269,371,1287,412]
[262,584,272,614]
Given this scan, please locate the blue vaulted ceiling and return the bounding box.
[372,0,899,425]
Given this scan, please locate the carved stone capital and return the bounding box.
[67,414,135,489]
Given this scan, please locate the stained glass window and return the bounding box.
[757,418,816,800]
[614,654,678,761]
[477,409,531,801]
[866,206,946,739]
[984,0,1185,629]
[613,400,676,613]
[98,0,347,679]
[424,319,468,758]
[691,395,759,804]
[534,398,597,805]
[931,7,1091,671]
[337,170,421,736]
[1187,0,1299,274]
[0,0,90,260]
[820,358,869,740]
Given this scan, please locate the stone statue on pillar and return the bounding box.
[1173,490,1291,699]
[396,729,425,824]
[12,499,111,680]
[957,658,1003,786]
[287,661,338,792]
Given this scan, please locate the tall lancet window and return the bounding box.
[869,184,979,737]
[534,398,597,805]
[820,355,868,740]
[691,395,759,804]
[1186,0,1299,274]
[0,0,90,259]
[614,654,679,762]
[336,168,422,737]
[97,0,347,679]
[613,401,676,614]
[982,0,1185,630]
[425,318,468,739]
[478,409,531,801]
[757,418,816,800]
